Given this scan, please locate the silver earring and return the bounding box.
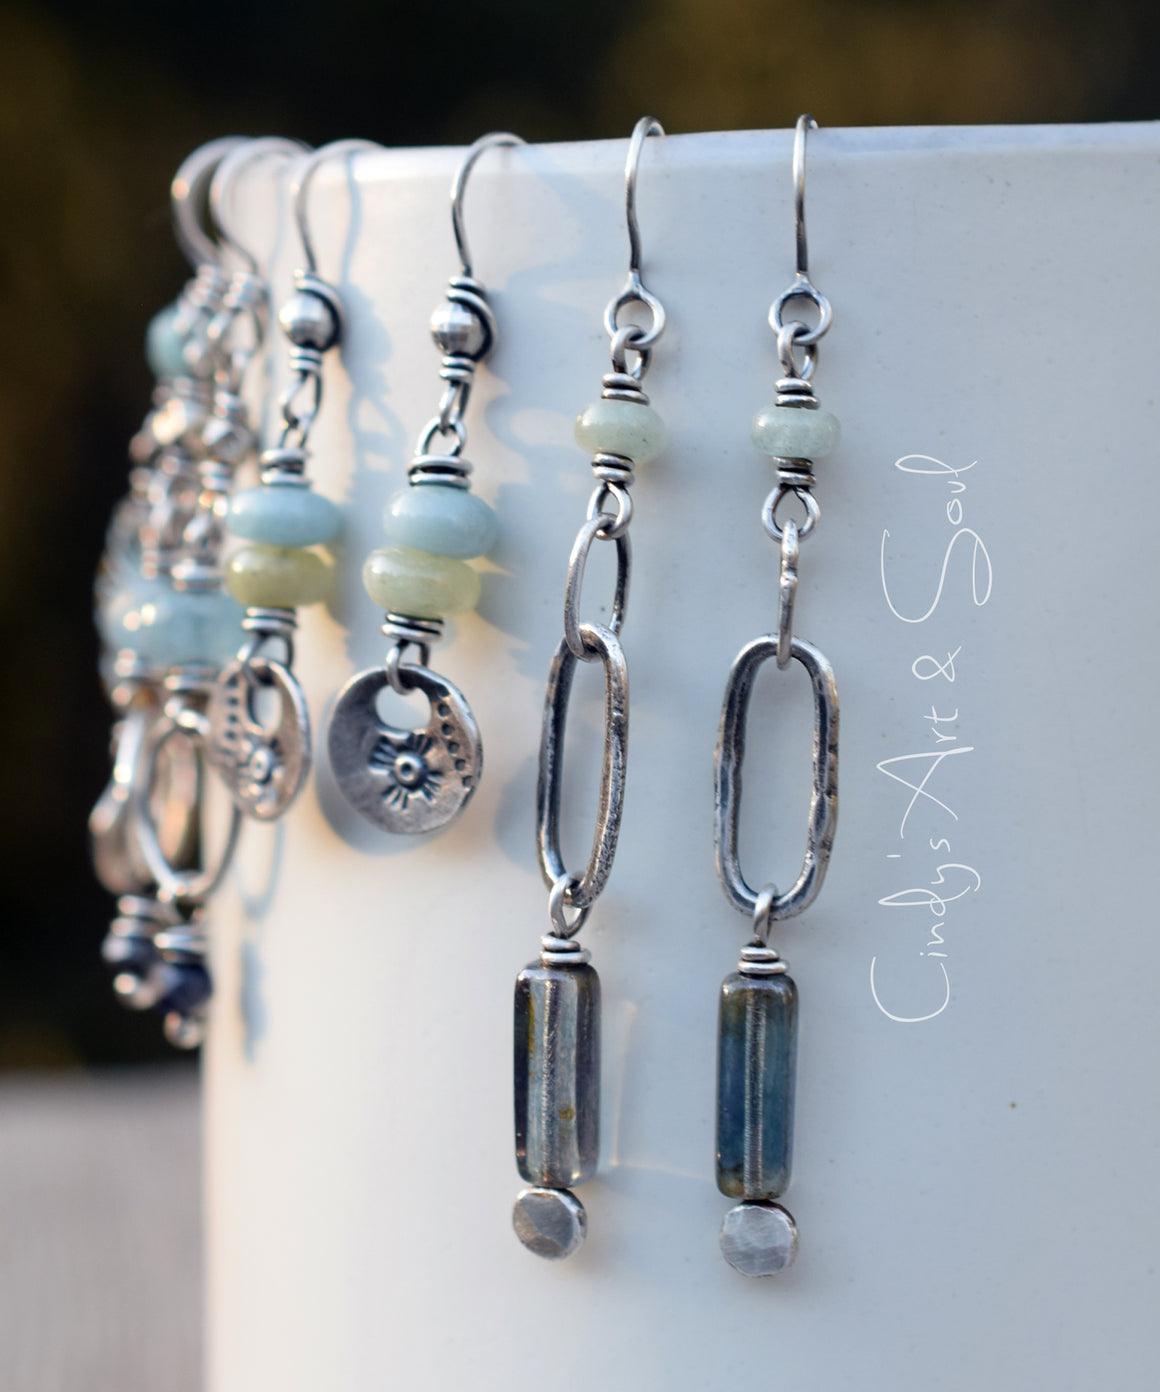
[94,138,307,1046]
[208,140,375,821]
[712,115,840,1275]
[512,117,668,1261]
[327,132,523,834]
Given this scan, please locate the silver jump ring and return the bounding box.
[418,415,468,456]
[604,272,667,352]
[385,644,420,695]
[775,321,818,380]
[548,874,590,939]
[752,884,779,946]
[586,481,633,540]
[762,483,820,542]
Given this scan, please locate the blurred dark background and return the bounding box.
[0,0,1155,1065]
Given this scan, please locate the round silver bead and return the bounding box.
[279,291,339,351]
[430,300,488,358]
[719,1201,798,1276]
[163,1011,206,1051]
[512,1187,587,1260]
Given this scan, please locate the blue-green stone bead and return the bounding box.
[514,959,601,1188]
[751,405,841,460]
[144,302,188,381]
[382,485,498,560]
[716,971,798,1201]
[133,586,244,669]
[228,484,342,548]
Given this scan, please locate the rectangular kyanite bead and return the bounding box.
[514,959,600,1188]
[716,971,798,1201]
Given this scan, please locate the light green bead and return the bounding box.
[574,398,667,464]
[362,546,480,618]
[382,484,498,559]
[750,405,841,460]
[225,545,330,609]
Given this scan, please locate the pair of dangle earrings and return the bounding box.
[93,136,306,1047]
[510,117,841,1278]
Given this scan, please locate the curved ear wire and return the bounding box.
[450,131,525,279]
[209,137,311,274]
[290,139,383,277]
[170,137,248,270]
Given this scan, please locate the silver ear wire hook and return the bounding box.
[171,137,248,270]
[209,137,310,273]
[793,113,816,281]
[451,131,525,279]
[769,114,832,373]
[291,139,382,276]
[603,116,667,361]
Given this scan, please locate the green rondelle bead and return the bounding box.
[574,398,667,464]
[751,405,841,460]
[145,302,187,380]
[229,484,342,548]
[362,545,480,618]
[225,544,330,608]
[382,484,498,560]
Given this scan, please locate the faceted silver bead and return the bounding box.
[430,299,488,357]
[719,1201,798,1276]
[279,291,339,351]
[512,1187,587,1260]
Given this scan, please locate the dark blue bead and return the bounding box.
[153,962,212,1015]
[716,971,798,1201]
[514,960,600,1188]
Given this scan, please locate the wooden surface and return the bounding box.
[0,1067,200,1392]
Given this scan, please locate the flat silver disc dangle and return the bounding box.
[328,662,481,833]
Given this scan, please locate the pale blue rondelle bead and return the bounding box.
[133,586,244,669]
[144,302,187,381]
[574,398,667,464]
[381,485,498,560]
[750,406,841,460]
[96,572,163,651]
[229,484,342,548]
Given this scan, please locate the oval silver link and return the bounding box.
[776,519,799,669]
[770,279,832,347]
[133,713,242,906]
[714,634,839,921]
[563,515,631,661]
[536,622,629,910]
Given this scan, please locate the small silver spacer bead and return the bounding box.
[259,446,308,485]
[381,613,444,649]
[601,371,649,404]
[739,943,789,976]
[407,453,472,488]
[774,377,819,409]
[540,935,591,967]
[590,452,635,487]
[242,607,298,640]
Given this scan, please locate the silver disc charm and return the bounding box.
[208,656,312,820]
[327,664,481,834]
[719,1201,798,1276]
[512,1188,587,1261]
